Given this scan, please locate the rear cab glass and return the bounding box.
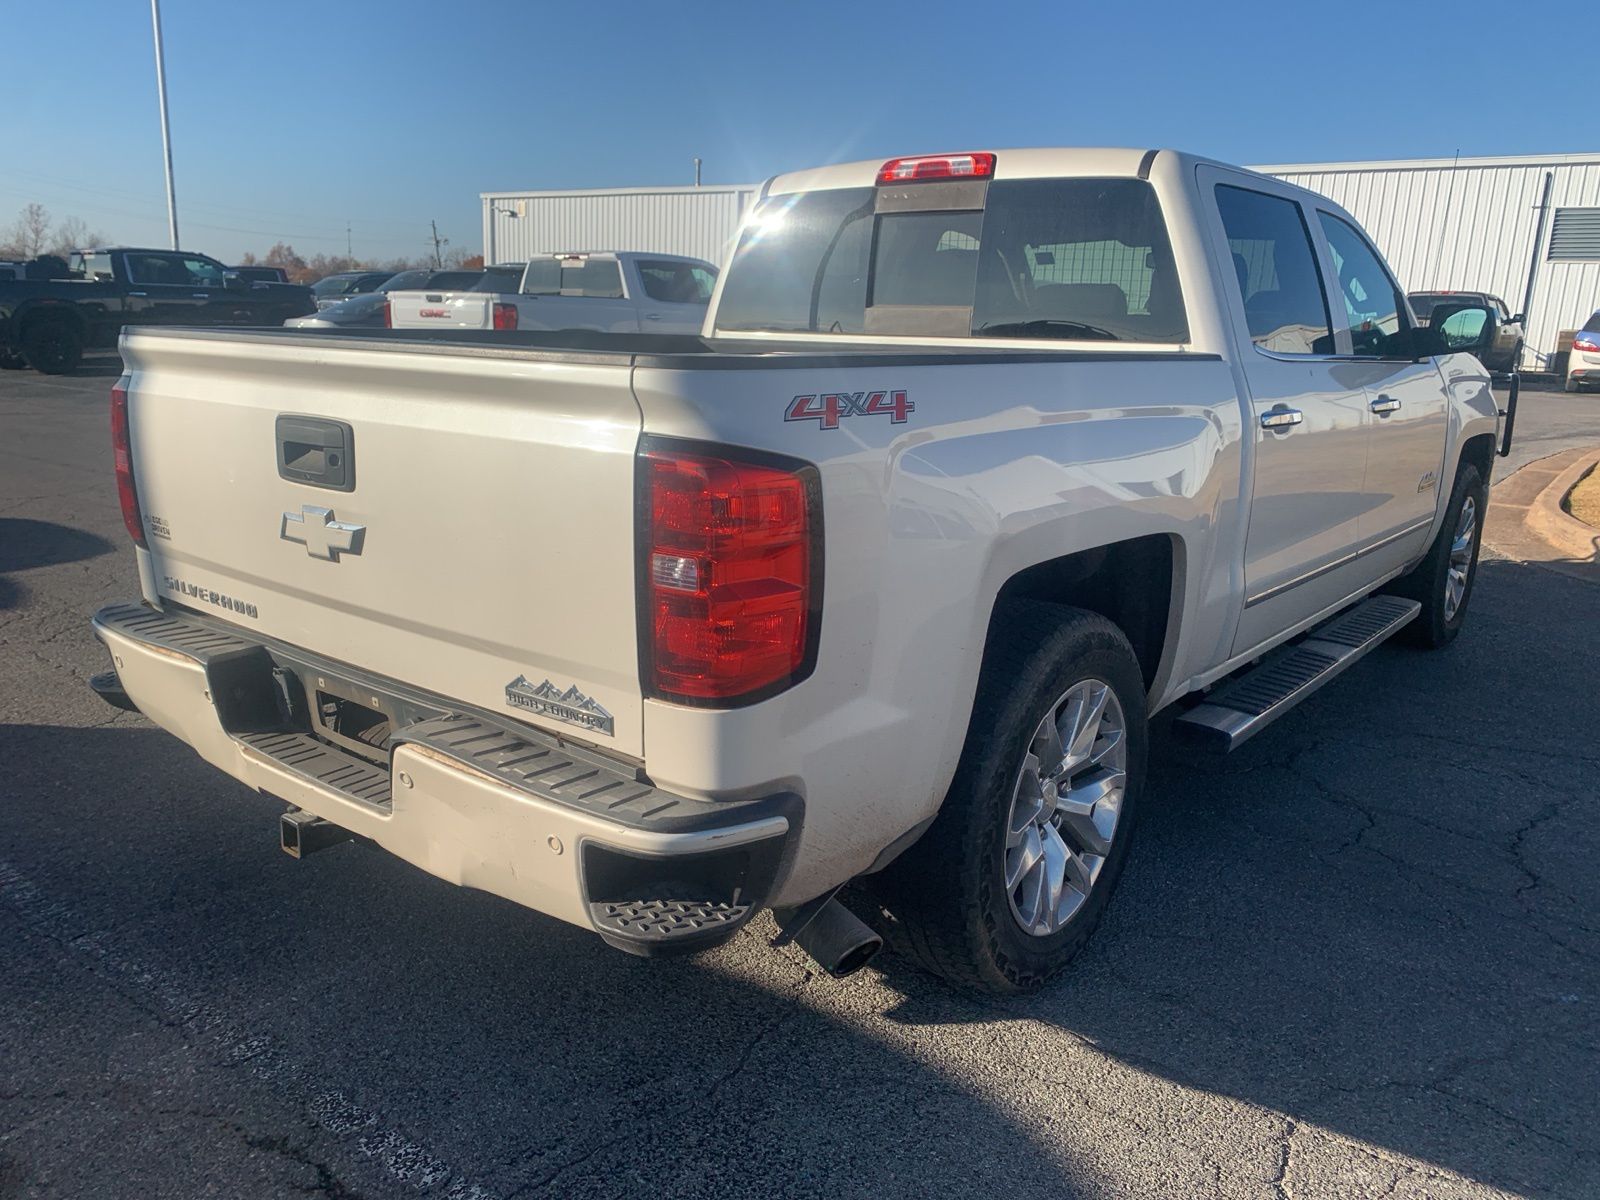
[714,177,1188,343]
[520,258,625,298]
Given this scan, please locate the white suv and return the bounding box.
[1567,311,1600,391]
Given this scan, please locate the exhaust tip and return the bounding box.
[786,897,883,979]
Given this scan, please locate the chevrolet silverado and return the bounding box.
[90,148,1511,992]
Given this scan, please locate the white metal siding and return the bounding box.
[479,157,1600,368]
[481,186,757,270]
[1260,156,1600,368]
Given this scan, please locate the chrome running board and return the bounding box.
[1174,595,1421,752]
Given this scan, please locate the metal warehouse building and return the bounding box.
[480,184,757,274]
[482,152,1600,367]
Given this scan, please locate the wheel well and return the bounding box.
[18,303,86,338]
[992,535,1176,690]
[1459,432,1495,483]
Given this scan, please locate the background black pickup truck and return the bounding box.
[0,247,315,373]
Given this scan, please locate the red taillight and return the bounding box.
[641,440,819,703]
[1575,335,1600,353]
[380,299,391,327]
[877,152,996,185]
[492,301,518,331]
[110,379,145,547]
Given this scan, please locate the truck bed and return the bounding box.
[127,323,1221,369]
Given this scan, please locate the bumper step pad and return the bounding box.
[92,602,795,835]
[589,897,753,941]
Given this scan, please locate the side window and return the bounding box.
[84,253,115,282]
[637,261,718,304]
[1214,185,1334,356]
[1316,213,1409,357]
[126,253,188,285]
[180,256,227,287]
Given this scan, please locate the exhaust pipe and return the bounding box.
[280,809,353,859]
[775,895,883,978]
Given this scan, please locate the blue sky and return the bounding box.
[1,0,1581,263]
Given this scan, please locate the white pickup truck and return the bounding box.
[92,148,1514,993]
[384,251,718,334]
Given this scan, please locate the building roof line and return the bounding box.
[1253,152,1600,174]
[481,184,759,200]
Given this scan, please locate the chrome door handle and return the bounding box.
[1260,407,1304,430]
[1370,395,1402,415]
[127,291,148,297]
[643,313,662,321]
[191,293,210,299]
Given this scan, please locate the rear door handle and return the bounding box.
[191,292,211,299]
[127,291,148,297]
[643,313,663,321]
[1370,395,1402,415]
[1260,407,1304,430]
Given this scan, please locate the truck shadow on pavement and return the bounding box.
[0,518,113,611]
[869,554,1600,1197]
[1,558,1594,1198]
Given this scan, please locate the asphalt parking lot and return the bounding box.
[2,356,1597,1199]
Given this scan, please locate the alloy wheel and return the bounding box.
[1445,494,1477,621]
[1004,679,1127,937]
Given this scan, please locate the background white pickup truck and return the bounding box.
[93,147,1512,993]
[385,251,718,334]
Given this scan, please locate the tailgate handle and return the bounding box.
[276,415,355,492]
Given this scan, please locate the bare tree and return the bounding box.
[8,203,52,258]
[48,215,107,257]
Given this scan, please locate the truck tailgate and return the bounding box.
[120,329,646,756]
[386,290,494,329]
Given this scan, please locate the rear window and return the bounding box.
[470,268,520,292]
[520,258,624,298]
[715,178,1188,342]
[1583,311,1600,334]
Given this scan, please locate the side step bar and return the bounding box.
[1174,595,1420,752]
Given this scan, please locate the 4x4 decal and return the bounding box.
[785,389,913,430]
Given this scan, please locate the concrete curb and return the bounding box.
[1483,447,1600,582]
[1527,452,1600,560]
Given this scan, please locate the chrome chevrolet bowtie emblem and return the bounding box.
[280,505,365,561]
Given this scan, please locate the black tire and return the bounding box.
[1387,461,1486,649]
[871,602,1148,994]
[21,319,84,375]
[0,349,26,370]
[1565,375,1580,393]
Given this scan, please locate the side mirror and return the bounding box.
[222,271,248,292]
[1509,312,1525,325]
[1428,302,1496,357]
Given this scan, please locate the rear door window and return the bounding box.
[126,253,197,286]
[637,260,718,304]
[715,178,1188,342]
[1213,185,1335,356]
